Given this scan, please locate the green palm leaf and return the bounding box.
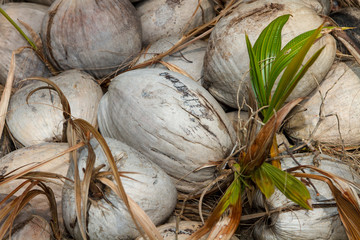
[261,163,312,210]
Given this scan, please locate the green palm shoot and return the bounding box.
[189,15,329,240]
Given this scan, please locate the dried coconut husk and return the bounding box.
[98,68,236,194]
[330,7,360,56]
[0,194,52,240]
[253,153,360,240]
[20,0,54,5]
[285,61,360,146]
[136,221,240,240]
[62,137,177,240]
[136,36,208,84]
[203,0,336,108]
[6,69,103,147]
[0,3,51,88]
[41,0,142,79]
[0,142,70,237]
[136,0,215,45]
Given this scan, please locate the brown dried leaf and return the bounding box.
[241,98,303,172]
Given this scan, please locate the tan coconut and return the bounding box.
[62,137,177,240]
[0,3,51,88]
[136,0,215,45]
[6,69,103,147]
[136,36,208,84]
[98,68,236,193]
[285,61,360,146]
[9,215,52,240]
[136,221,241,240]
[253,154,359,240]
[203,0,336,108]
[41,0,142,79]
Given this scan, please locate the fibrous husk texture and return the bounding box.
[285,61,360,146]
[136,0,215,45]
[41,0,142,79]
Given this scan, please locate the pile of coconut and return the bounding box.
[0,0,359,239]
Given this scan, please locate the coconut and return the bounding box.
[301,0,331,14]
[136,36,208,84]
[285,61,360,146]
[136,0,215,45]
[203,0,336,108]
[62,137,177,240]
[0,3,51,88]
[20,0,55,5]
[136,221,241,240]
[41,0,142,79]
[253,154,360,240]
[6,69,103,147]
[98,68,236,193]
[0,142,70,209]
[8,215,52,240]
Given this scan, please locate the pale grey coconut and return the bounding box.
[301,0,331,14]
[97,68,236,193]
[253,154,360,240]
[285,61,360,146]
[62,137,177,240]
[136,0,215,45]
[136,36,208,84]
[0,3,51,87]
[203,0,336,108]
[41,0,142,79]
[6,69,103,146]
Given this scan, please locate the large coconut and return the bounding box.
[253,154,360,239]
[285,61,360,146]
[136,0,215,45]
[62,137,177,240]
[6,69,103,147]
[0,3,51,88]
[41,0,142,79]
[136,36,208,84]
[98,68,236,193]
[203,0,336,108]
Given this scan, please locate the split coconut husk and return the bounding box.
[41,0,142,79]
[6,69,103,147]
[136,36,208,84]
[203,0,336,108]
[136,221,240,240]
[0,194,52,240]
[0,2,51,88]
[136,0,215,45]
[98,68,236,194]
[285,61,360,146]
[253,153,360,239]
[62,137,177,239]
[0,142,71,237]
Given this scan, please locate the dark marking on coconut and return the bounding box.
[31,106,37,113]
[159,72,213,120]
[166,0,184,8]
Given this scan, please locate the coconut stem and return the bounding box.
[0,7,37,50]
